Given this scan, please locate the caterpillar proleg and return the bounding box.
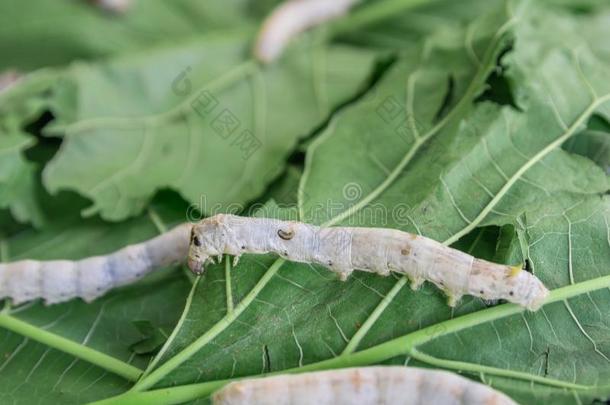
[212,366,518,405]
[254,0,360,63]
[188,215,549,310]
[0,224,190,305]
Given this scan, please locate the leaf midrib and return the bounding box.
[131,259,287,391]
[0,312,142,381]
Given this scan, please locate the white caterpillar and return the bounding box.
[212,366,518,405]
[254,0,360,63]
[188,215,549,310]
[0,224,190,305]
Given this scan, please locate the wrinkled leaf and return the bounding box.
[42,33,375,221]
[0,70,58,226]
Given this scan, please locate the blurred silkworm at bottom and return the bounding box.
[212,366,517,405]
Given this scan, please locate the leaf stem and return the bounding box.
[139,277,201,380]
[341,277,408,354]
[90,380,229,405]
[302,275,610,371]
[131,259,286,391]
[409,348,591,390]
[147,207,168,233]
[0,313,142,381]
[96,275,610,403]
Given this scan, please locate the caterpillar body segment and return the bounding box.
[212,366,518,405]
[188,215,549,310]
[254,0,359,63]
[0,223,191,305]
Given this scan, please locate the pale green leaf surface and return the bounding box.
[42,34,376,221]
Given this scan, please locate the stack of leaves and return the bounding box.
[0,0,609,404]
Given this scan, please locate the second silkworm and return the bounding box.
[254,0,360,63]
[213,366,518,405]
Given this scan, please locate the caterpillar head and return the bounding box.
[187,216,228,275]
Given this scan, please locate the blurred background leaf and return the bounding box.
[0,0,283,71]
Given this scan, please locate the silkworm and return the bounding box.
[0,224,190,305]
[212,366,518,405]
[254,0,359,63]
[188,214,549,310]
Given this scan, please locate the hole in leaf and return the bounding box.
[475,42,519,109]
